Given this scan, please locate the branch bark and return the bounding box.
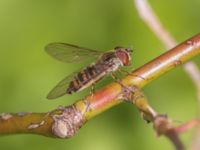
[0,33,200,139]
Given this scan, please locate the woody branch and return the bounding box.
[0,34,200,142]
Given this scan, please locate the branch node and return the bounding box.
[153,114,172,136]
[52,105,86,138]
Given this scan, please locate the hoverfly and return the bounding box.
[45,43,132,99]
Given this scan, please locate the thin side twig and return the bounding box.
[134,1,200,149]
[128,86,185,150]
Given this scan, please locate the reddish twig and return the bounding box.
[175,119,200,134]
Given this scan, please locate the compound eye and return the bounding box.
[115,50,129,66]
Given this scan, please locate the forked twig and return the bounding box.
[134,0,200,149]
[128,87,185,150]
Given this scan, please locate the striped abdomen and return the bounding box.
[66,65,104,94]
[66,52,122,94]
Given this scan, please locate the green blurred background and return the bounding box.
[0,0,200,149]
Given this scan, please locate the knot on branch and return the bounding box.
[153,114,172,136]
[52,105,85,138]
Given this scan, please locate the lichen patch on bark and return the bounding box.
[0,113,12,120]
[28,120,45,129]
[17,112,31,117]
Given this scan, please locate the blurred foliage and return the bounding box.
[0,0,200,149]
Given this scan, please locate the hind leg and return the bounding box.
[83,83,95,113]
[90,83,95,96]
[111,72,127,88]
[118,69,146,80]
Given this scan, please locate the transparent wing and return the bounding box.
[45,42,103,63]
[47,71,78,99]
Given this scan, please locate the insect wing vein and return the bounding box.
[45,43,103,63]
[47,71,78,99]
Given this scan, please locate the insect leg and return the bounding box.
[82,84,95,113]
[82,98,91,114]
[111,72,141,102]
[118,69,146,81]
[90,83,95,96]
[111,73,124,87]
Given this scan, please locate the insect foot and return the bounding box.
[118,85,141,103]
[52,105,86,138]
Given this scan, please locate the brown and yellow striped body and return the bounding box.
[66,52,123,94]
[46,42,132,99]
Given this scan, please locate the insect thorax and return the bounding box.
[101,51,124,72]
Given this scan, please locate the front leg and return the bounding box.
[118,69,146,80]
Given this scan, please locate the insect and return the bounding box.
[45,42,133,99]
